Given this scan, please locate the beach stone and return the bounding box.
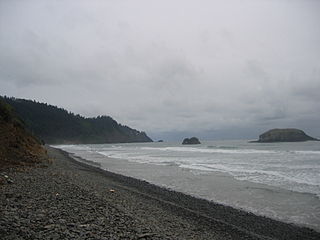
[0,146,319,240]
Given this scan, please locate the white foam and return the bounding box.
[55,142,320,199]
[293,150,320,155]
[54,144,91,151]
[141,146,276,154]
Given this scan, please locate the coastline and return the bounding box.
[99,155,320,231]
[1,146,319,239]
[59,144,320,231]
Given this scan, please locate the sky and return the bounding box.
[0,0,320,140]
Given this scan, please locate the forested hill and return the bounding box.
[1,97,153,144]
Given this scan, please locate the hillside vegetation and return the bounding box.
[1,97,152,144]
[0,99,46,169]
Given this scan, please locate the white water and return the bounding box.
[55,140,320,230]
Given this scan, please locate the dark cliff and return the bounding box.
[1,97,153,144]
[256,128,318,143]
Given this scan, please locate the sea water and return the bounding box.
[55,140,320,230]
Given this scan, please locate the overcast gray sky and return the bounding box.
[1,0,319,140]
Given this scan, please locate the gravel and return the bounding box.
[0,146,319,240]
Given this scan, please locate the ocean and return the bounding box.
[55,140,320,230]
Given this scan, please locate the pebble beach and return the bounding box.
[1,146,319,240]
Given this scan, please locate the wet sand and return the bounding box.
[1,146,319,239]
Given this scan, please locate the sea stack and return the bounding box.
[256,128,318,143]
[182,137,201,145]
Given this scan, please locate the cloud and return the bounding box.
[0,0,320,140]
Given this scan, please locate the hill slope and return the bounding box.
[1,97,152,144]
[0,99,46,169]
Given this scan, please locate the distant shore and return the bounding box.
[1,146,319,240]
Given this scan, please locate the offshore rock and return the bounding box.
[256,128,318,143]
[182,137,201,145]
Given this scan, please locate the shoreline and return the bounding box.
[62,145,320,231]
[1,146,319,239]
[57,147,320,238]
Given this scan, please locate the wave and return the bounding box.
[179,163,320,198]
[180,163,320,186]
[54,144,91,151]
[293,150,320,155]
[97,150,181,165]
[141,146,276,154]
[207,145,239,149]
[55,143,320,200]
[56,144,320,157]
[142,146,320,156]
